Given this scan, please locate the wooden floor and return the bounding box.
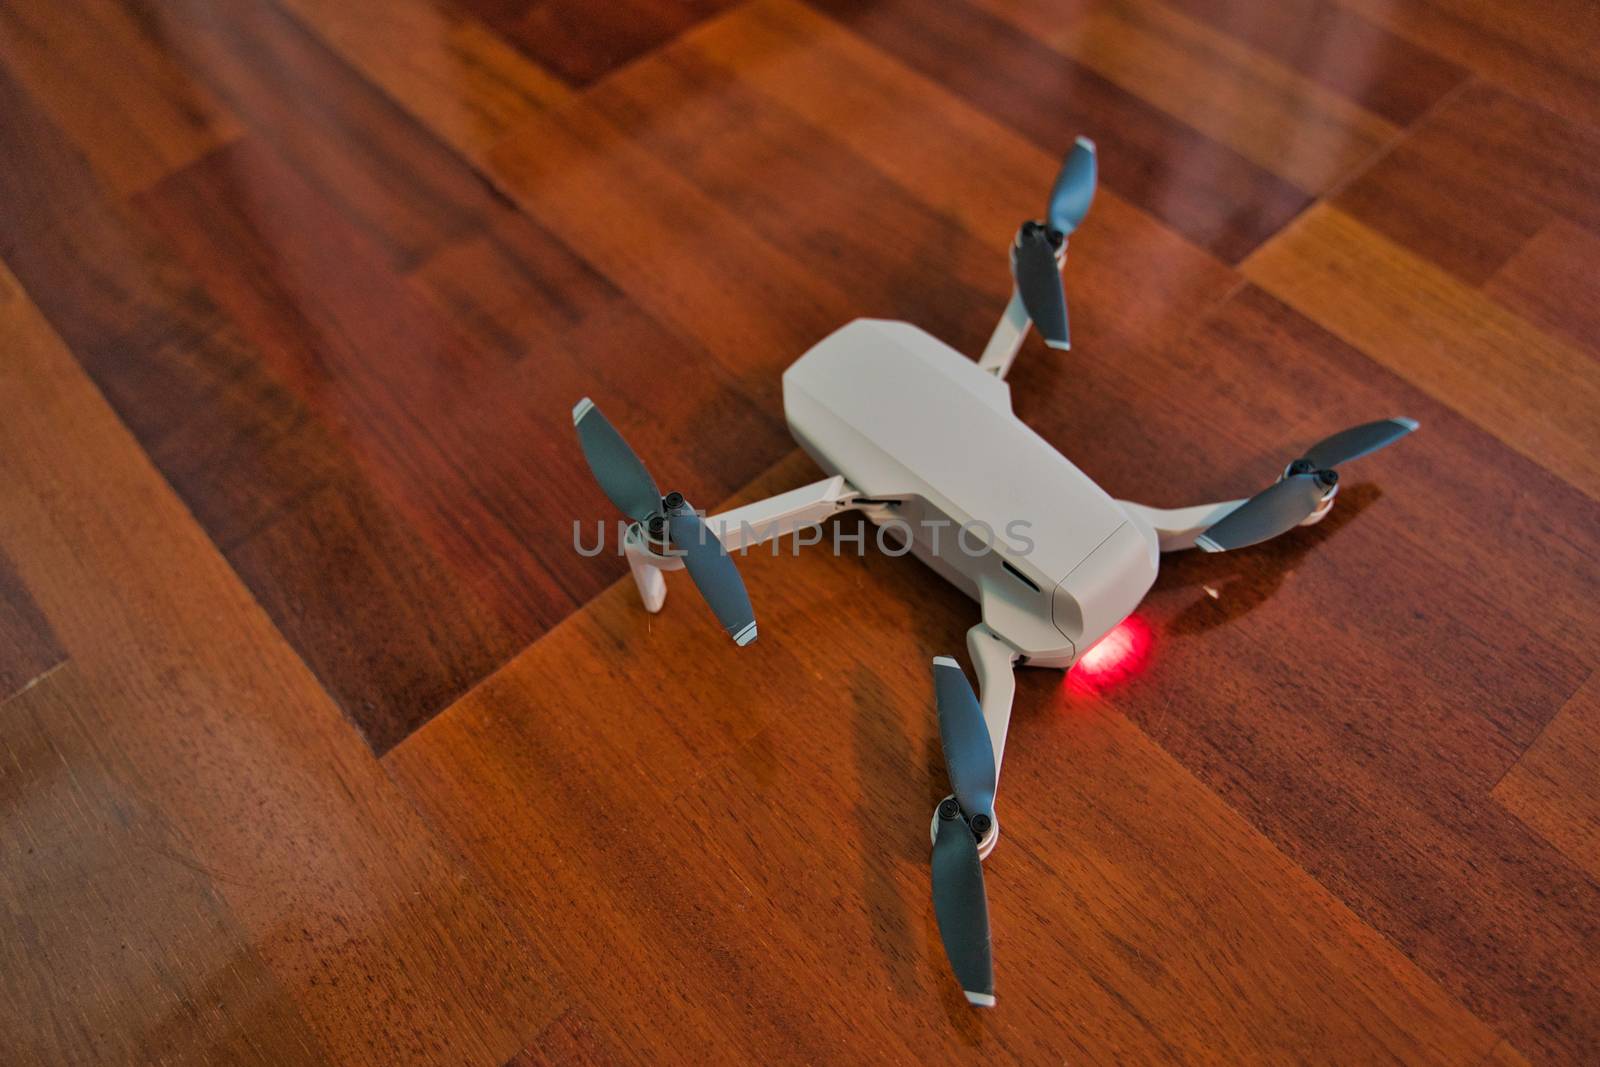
[1,0,1596,1062]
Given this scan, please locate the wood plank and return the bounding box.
[1333,80,1600,286]
[976,0,1398,193]
[1160,0,1468,125]
[459,0,738,87]
[1485,219,1600,355]
[225,479,529,755]
[0,547,62,703]
[388,453,1501,1064]
[1241,204,1600,500]
[805,0,1312,262]
[406,214,629,361]
[0,665,329,1066]
[0,72,527,754]
[0,0,240,195]
[277,0,570,167]
[1339,0,1600,129]
[1493,673,1600,882]
[0,258,561,1063]
[679,0,1240,363]
[484,99,860,408]
[131,0,509,269]
[132,137,593,636]
[581,39,1010,359]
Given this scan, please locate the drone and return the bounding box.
[571,136,1416,1007]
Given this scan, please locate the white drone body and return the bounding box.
[622,311,1333,845]
[578,138,1409,1009]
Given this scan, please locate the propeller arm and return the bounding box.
[977,135,1095,379]
[1118,494,1332,553]
[623,476,862,612]
[967,623,1019,780]
[966,622,1019,859]
[976,288,1031,379]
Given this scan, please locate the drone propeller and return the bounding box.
[1196,418,1419,553]
[572,398,757,645]
[1011,136,1097,352]
[931,656,996,1007]
[1048,135,1098,239]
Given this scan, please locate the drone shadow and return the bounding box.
[848,665,927,1002]
[847,664,990,1042]
[1152,482,1383,636]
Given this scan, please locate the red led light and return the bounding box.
[1067,615,1153,693]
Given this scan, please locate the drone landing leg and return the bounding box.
[622,475,861,612]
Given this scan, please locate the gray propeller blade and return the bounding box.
[1046,135,1097,237]
[932,804,995,1007]
[572,398,661,524]
[1301,417,1419,470]
[933,657,996,822]
[1013,225,1071,350]
[1196,472,1331,553]
[1199,417,1419,552]
[666,507,757,646]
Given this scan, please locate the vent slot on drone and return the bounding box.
[1002,560,1040,592]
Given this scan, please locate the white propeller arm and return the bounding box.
[1118,494,1333,553]
[967,622,1019,861]
[624,476,862,612]
[968,622,1020,779]
[976,289,1030,379]
[707,475,860,552]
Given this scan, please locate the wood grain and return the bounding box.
[1242,204,1600,500]
[0,75,527,754]
[135,137,598,637]
[131,0,507,269]
[0,0,240,195]
[0,260,562,1062]
[1338,0,1600,129]
[485,99,860,407]
[806,0,1312,262]
[977,0,1398,193]
[278,0,571,166]
[0,665,328,1066]
[1480,1040,1536,1067]
[504,1008,629,1067]
[0,547,62,703]
[1332,80,1600,286]
[1161,0,1468,126]
[677,0,1241,362]
[1485,219,1600,353]
[1493,673,1600,882]
[458,0,738,87]
[581,36,1009,358]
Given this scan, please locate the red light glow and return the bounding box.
[1067,615,1153,693]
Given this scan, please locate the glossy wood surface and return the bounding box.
[1,0,1596,1063]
